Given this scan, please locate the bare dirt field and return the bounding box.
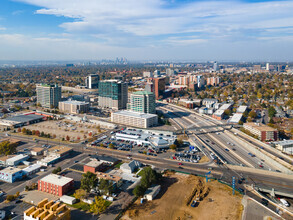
[123,173,243,220]
[24,120,104,141]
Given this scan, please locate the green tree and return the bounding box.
[99,179,114,195]
[268,106,277,118]
[133,184,146,197]
[81,171,98,192]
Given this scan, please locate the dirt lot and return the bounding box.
[25,120,104,141]
[123,173,243,220]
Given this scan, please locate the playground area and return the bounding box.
[123,172,243,220]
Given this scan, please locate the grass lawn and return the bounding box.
[71,201,91,211]
[114,161,123,168]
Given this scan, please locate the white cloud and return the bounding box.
[5,0,293,60]
[14,0,293,40]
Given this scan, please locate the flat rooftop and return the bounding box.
[1,167,22,174]
[96,172,122,182]
[48,146,72,155]
[6,154,29,163]
[31,147,44,153]
[113,110,157,119]
[5,114,43,123]
[22,164,41,173]
[60,100,89,105]
[273,140,293,146]
[244,123,277,132]
[40,174,73,186]
[85,160,103,168]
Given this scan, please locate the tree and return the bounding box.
[100,143,104,148]
[99,179,114,195]
[21,128,27,134]
[35,130,40,136]
[132,167,161,197]
[133,184,146,197]
[88,132,92,137]
[17,128,21,133]
[224,109,231,116]
[268,106,277,118]
[0,141,17,156]
[248,111,257,119]
[73,189,87,200]
[89,196,108,214]
[108,143,114,149]
[169,144,177,150]
[66,135,70,141]
[81,171,98,192]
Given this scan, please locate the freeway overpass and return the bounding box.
[176,123,242,134]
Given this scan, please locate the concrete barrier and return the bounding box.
[231,128,293,164]
[225,131,293,175]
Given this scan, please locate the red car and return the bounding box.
[178,163,183,165]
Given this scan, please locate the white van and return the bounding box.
[280,199,289,207]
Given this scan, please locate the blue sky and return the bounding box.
[0,0,293,61]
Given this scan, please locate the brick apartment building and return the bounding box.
[38,174,74,196]
[243,122,278,141]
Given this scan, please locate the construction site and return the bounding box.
[122,172,243,220]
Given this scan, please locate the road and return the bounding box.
[160,104,273,170]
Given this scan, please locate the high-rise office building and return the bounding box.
[98,80,128,110]
[129,91,156,114]
[153,77,166,99]
[36,84,61,108]
[85,74,99,89]
[213,61,218,72]
[266,63,270,71]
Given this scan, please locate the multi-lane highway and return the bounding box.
[159,104,274,171]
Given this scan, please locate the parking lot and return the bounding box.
[88,128,205,161]
[171,147,204,164]
[24,120,105,141]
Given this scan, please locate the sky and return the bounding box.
[0,0,293,61]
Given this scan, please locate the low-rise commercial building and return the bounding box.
[89,155,119,166]
[83,160,104,173]
[243,122,278,141]
[111,110,158,128]
[229,113,243,124]
[38,174,74,196]
[59,100,90,114]
[236,105,248,113]
[24,198,70,220]
[114,128,176,150]
[0,167,24,183]
[37,155,60,167]
[22,164,42,176]
[272,140,293,155]
[45,146,72,158]
[0,114,44,128]
[31,147,45,156]
[212,103,232,120]
[6,154,29,166]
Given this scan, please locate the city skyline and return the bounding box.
[1,0,293,61]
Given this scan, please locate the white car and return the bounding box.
[280,199,289,207]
